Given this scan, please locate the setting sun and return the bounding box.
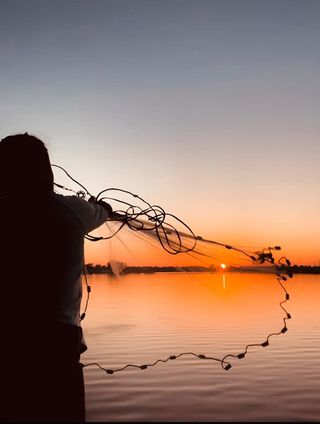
[220,264,227,269]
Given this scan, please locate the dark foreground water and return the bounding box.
[80,272,320,422]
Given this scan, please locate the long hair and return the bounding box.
[0,133,54,197]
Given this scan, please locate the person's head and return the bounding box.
[0,132,54,198]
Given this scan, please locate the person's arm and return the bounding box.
[54,193,113,234]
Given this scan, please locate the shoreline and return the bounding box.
[85,264,320,275]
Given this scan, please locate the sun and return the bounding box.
[220,263,226,269]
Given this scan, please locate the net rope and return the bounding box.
[52,164,293,372]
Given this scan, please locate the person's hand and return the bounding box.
[88,196,113,216]
[96,199,113,216]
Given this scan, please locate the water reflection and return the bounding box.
[81,273,320,422]
[222,272,226,290]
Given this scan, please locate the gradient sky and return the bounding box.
[1,0,319,265]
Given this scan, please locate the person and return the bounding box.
[0,133,113,422]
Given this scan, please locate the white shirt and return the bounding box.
[52,193,110,328]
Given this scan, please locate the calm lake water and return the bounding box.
[80,272,320,422]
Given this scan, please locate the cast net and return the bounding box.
[52,164,293,372]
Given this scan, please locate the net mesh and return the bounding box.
[52,164,293,372]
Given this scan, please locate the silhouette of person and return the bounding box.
[0,133,113,422]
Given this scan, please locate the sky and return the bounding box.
[0,0,319,265]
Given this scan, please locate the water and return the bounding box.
[81,272,320,422]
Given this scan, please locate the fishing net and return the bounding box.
[52,164,293,372]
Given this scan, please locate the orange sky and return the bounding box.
[84,219,317,267]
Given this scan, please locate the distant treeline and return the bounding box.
[85,263,217,274]
[85,263,320,275]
